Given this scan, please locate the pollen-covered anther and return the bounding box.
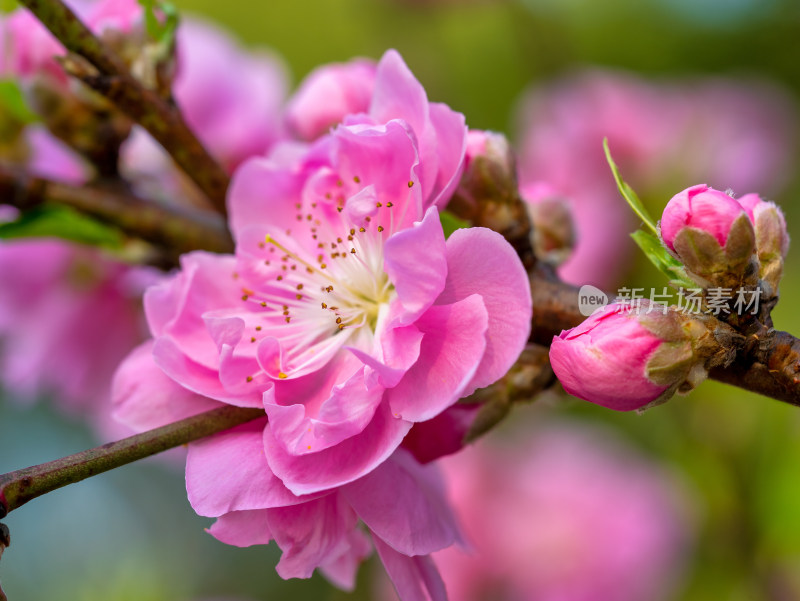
[359,227,366,233]
[353,176,361,183]
[407,181,414,188]
[278,372,288,379]
[378,226,384,232]
[321,302,328,309]
[350,248,356,254]
[376,202,382,207]
[386,202,394,208]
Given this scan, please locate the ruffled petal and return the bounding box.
[186,418,314,517]
[387,295,488,422]
[435,227,532,393]
[152,337,264,407]
[342,449,461,556]
[264,399,412,495]
[266,492,356,580]
[112,340,222,431]
[264,366,384,455]
[383,206,447,326]
[145,252,240,369]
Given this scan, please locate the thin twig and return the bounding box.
[0,164,234,256]
[17,0,231,214]
[0,406,265,518]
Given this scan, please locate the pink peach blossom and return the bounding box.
[285,59,377,141]
[113,50,531,598]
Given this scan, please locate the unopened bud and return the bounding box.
[447,130,535,267]
[660,184,757,289]
[550,301,712,411]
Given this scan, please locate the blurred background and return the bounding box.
[2,0,800,599]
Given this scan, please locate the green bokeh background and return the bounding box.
[3,0,800,599]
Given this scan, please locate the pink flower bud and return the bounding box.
[660,184,746,253]
[285,59,377,141]
[550,302,698,411]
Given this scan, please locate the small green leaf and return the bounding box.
[439,210,470,239]
[137,0,179,45]
[0,80,39,124]
[0,205,124,249]
[630,229,695,289]
[603,138,658,234]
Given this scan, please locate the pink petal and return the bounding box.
[145,252,240,369]
[435,227,532,393]
[227,156,306,243]
[427,102,467,208]
[383,206,447,326]
[112,340,222,431]
[263,399,412,495]
[263,367,384,455]
[319,528,373,591]
[187,418,313,517]
[152,337,264,407]
[342,449,461,556]
[266,492,357,580]
[373,536,449,601]
[387,295,488,422]
[206,509,273,547]
[334,120,423,230]
[347,322,424,389]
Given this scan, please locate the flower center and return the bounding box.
[233,170,410,379]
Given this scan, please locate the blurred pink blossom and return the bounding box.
[120,17,288,199]
[0,239,159,438]
[113,49,531,598]
[516,70,795,288]
[386,423,693,601]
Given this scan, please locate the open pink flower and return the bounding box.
[114,49,531,597]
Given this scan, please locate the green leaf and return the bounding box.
[439,210,470,239]
[603,138,658,234]
[0,205,124,249]
[137,0,179,45]
[0,80,39,125]
[630,229,695,289]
